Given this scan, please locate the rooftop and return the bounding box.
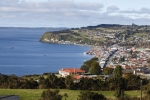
[59,68,85,73]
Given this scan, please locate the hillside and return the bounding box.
[40,30,102,45]
[40,24,150,47]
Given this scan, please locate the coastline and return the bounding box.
[40,39,95,55]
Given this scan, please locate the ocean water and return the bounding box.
[0,28,92,76]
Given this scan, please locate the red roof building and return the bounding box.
[59,68,85,77]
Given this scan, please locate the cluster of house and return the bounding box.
[58,44,150,80]
[90,45,150,78]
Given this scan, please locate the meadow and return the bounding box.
[0,89,141,100]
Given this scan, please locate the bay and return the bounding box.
[0,28,92,76]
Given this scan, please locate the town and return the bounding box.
[40,24,150,80]
[86,44,150,77]
[58,44,150,81]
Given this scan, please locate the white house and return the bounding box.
[59,68,85,77]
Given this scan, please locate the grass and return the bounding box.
[96,27,124,33]
[0,89,142,100]
[0,89,43,100]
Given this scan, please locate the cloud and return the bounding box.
[140,7,150,14]
[0,0,19,4]
[107,5,119,11]
[0,0,104,13]
[0,0,105,27]
[117,7,150,15]
[0,0,150,27]
[105,6,150,20]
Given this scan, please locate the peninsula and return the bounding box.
[40,23,150,48]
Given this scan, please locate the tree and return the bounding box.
[47,74,58,88]
[65,75,74,89]
[78,78,95,90]
[141,80,150,100]
[81,57,99,73]
[125,74,141,90]
[0,74,8,88]
[39,76,46,89]
[56,77,66,89]
[78,91,106,100]
[80,64,89,73]
[113,65,122,79]
[83,57,98,68]
[103,67,112,75]
[113,65,125,99]
[90,57,99,61]
[41,89,62,100]
[90,61,101,75]
[114,78,125,99]
[7,74,20,88]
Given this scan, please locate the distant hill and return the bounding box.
[40,24,150,47]
[39,29,103,45]
[81,24,124,29]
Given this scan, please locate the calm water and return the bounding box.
[0,28,92,76]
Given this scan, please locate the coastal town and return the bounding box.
[40,24,150,80]
[86,44,150,77]
[58,44,150,80]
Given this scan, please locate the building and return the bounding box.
[59,68,85,77]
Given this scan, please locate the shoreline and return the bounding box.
[40,39,94,47]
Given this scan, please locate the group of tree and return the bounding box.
[0,74,38,89]
[80,57,115,75]
[40,89,106,100]
[80,57,101,75]
[112,65,150,100]
[0,67,148,92]
[38,54,150,100]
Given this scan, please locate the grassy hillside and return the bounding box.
[0,89,141,100]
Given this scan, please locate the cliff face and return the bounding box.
[40,32,61,43]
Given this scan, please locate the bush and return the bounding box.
[41,89,62,100]
[78,91,106,100]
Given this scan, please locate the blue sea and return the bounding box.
[0,28,92,76]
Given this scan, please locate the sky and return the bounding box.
[0,0,150,28]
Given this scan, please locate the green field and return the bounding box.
[0,89,142,100]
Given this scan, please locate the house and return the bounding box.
[59,68,85,77]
